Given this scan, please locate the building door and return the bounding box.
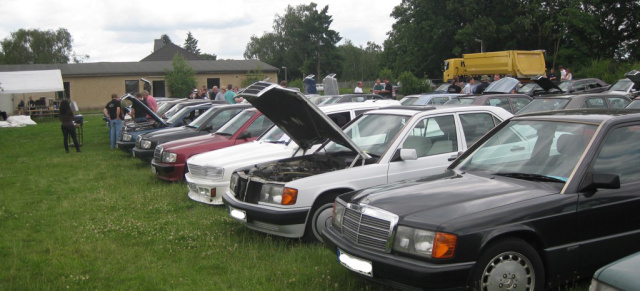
[207,78,220,90]
[153,81,166,97]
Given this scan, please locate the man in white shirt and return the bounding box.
[354,81,363,93]
[463,77,475,95]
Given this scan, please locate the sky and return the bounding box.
[0,0,401,63]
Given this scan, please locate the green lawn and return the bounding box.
[0,114,380,290]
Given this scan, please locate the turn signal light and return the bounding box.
[281,188,298,205]
[432,232,457,259]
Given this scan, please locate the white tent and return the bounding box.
[0,69,64,93]
[0,69,64,115]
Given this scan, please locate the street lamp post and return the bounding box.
[282,66,287,82]
[474,39,484,53]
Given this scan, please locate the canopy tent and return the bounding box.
[0,69,64,93]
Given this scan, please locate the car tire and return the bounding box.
[468,238,545,291]
[303,196,337,243]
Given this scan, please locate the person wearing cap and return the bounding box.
[474,75,491,94]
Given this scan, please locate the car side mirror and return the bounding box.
[448,151,463,161]
[399,148,417,161]
[238,131,251,140]
[581,173,621,192]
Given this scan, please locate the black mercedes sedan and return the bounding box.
[323,109,640,290]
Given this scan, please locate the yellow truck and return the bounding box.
[442,50,546,82]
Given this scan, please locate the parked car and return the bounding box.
[590,251,640,291]
[151,108,274,181]
[185,101,399,205]
[223,82,513,242]
[516,93,631,115]
[482,77,521,94]
[399,93,463,106]
[118,102,216,152]
[324,108,640,290]
[318,94,387,105]
[559,78,609,94]
[131,104,251,161]
[445,93,533,114]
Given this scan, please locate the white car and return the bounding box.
[185,100,400,205]
[222,82,513,242]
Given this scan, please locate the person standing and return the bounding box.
[380,78,393,98]
[463,77,475,95]
[559,66,566,81]
[214,86,225,102]
[493,74,501,82]
[354,81,363,93]
[372,79,384,94]
[103,93,122,149]
[447,76,462,93]
[474,75,491,94]
[563,68,573,80]
[59,100,81,153]
[548,68,557,83]
[142,90,157,113]
[130,93,148,123]
[224,84,236,104]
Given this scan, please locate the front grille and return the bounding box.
[135,136,142,148]
[342,206,396,252]
[188,164,219,179]
[154,146,163,162]
[232,176,261,204]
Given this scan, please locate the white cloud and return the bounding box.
[0,0,399,62]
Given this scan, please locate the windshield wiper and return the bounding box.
[215,132,233,136]
[493,172,566,183]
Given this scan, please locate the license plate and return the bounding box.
[151,165,156,174]
[228,206,247,222]
[337,248,373,277]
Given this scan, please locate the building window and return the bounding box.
[125,80,139,94]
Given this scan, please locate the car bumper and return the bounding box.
[150,160,185,181]
[132,147,154,160]
[116,141,135,152]
[222,191,309,238]
[322,225,474,291]
[184,174,227,205]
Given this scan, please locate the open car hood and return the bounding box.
[532,75,564,93]
[121,94,165,124]
[239,82,369,159]
[625,70,640,85]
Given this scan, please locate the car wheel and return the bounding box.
[469,238,544,291]
[304,198,335,243]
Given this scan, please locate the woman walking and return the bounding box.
[59,100,81,153]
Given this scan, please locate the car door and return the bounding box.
[387,114,461,182]
[575,123,640,274]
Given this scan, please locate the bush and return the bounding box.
[575,59,640,84]
[397,71,430,95]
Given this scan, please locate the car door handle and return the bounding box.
[510,146,525,152]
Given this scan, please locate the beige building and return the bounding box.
[0,41,278,112]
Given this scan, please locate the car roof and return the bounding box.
[366,104,512,117]
[513,108,640,124]
[318,101,398,113]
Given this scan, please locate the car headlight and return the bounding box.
[122,134,132,141]
[393,226,457,259]
[162,151,178,163]
[204,167,224,180]
[141,140,152,149]
[259,184,285,204]
[332,199,346,231]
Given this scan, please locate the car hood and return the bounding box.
[188,140,299,168]
[483,77,521,94]
[625,70,640,86]
[345,171,561,228]
[122,94,164,124]
[239,82,368,159]
[532,75,564,93]
[160,133,231,152]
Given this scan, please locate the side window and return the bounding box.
[594,125,640,183]
[209,109,240,131]
[460,113,497,146]
[608,97,630,108]
[401,115,457,157]
[511,97,531,113]
[246,115,274,137]
[486,97,511,112]
[353,109,369,118]
[432,97,450,105]
[583,98,606,108]
[327,112,351,128]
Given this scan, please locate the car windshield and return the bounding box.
[322,113,406,158]
[166,107,195,124]
[215,110,255,135]
[188,106,218,128]
[517,98,570,115]
[457,120,597,182]
[400,97,418,105]
[557,81,576,92]
[608,79,632,92]
[484,78,520,93]
[259,126,291,144]
[156,102,172,116]
[517,83,542,93]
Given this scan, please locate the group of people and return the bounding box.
[101,90,157,149]
[547,66,572,82]
[191,84,242,103]
[369,78,394,98]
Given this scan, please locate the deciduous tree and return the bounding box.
[0,28,83,64]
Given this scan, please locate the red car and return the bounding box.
[151,108,273,181]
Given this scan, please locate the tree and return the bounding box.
[244,3,341,81]
[0,28,84,64]
[183,31,200,55]
[164,54,197,97]
[161,34,173,44]
[200,53,217,60]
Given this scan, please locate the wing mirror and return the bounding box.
[238,131,252,140]
[582,173,621,192]
[399,148,417,161]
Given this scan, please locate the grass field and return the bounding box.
[0,114,383,290]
